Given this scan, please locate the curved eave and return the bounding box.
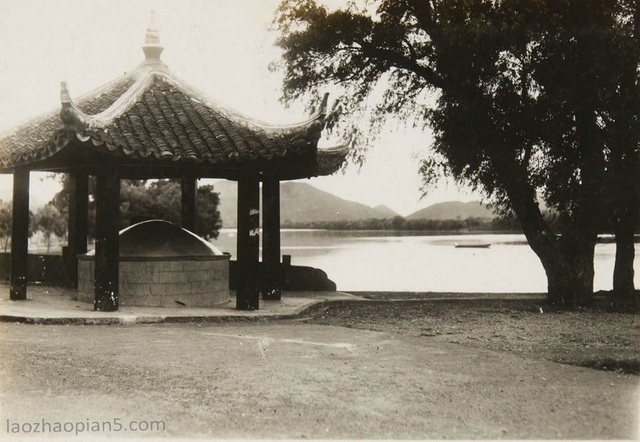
[317,144,349,176]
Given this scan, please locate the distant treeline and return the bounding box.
[281,216,522,232]
[282,213,640,233]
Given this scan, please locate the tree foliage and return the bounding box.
[33,204,66,252]
[0,199,36,252]
[194,185,223,240]
[0,200,13,252]
[49,176,223,241]
[120,180,223,240]
[274,0,640,307]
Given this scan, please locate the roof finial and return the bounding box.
[142,10,163,61]
[60,81,71,104]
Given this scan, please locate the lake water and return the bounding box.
[211,229,639,293]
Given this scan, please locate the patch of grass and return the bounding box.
[573,358,640,375]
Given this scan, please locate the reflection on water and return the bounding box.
[211,230,639,293]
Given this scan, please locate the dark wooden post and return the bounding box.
[236,171,260,310]
[10,169,29,300]
[94,172,120,311]
[262,178,282,300]
[66,171,88,288]
[181,175,197,233]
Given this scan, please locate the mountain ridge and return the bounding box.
[208,180,494,227]
[406,200,495,221]
[210,180,403,227]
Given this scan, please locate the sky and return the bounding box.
[0,0,480,216]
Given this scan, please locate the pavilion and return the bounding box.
[0,20,348,311]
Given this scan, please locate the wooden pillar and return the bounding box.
[94,172,120,311]
[10,169,29,300]
[181,175,197,232]
[66,171,88,288]
[262,178,282,300]
[236,171,260,310]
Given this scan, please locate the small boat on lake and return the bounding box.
[455,242,491,249]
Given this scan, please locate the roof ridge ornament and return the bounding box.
[59,72,157,137]
[59,81,91,141]
[142,10,164,62]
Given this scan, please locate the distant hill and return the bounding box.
[207,180,400,227]
[372,205,400,218]
[280,182,401,224]
[407,201,495,221]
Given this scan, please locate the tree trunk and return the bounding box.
[613,212,637,300]
[498,166,598,309]
[539,235,597,308]
[608,9,639,303]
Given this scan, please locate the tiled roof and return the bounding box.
[0,59,348,176]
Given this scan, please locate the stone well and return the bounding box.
[78,220,230,307]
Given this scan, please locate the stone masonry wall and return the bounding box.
[78,257,229,307]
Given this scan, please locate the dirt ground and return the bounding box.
[307,293,640,374]
[0,295,638,440]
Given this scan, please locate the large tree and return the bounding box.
[605,0,640,299]
[274,0,639,307]
[532,0,640,301]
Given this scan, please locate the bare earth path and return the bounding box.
[0,319,638,439]
[308,294,640,373]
